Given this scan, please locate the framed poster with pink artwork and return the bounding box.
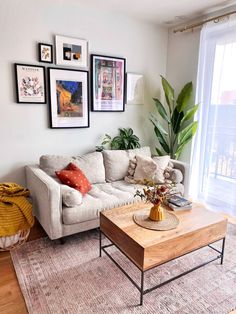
[14,64,46,103]
[91,54,126,112]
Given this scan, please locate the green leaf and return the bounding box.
[153,98,170,123]
[150,119,170,154]
[178,121,198,146]
[155,147,165,156]
[176,82,192,112]
[171,107,184,134]
[161,76,174,111]
[180,104,199,128]
[150,114,168,136]
[127,128,133,137]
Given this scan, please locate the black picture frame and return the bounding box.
[38,43,53,63]
[91,54,126,112]
[14,63,46,104]
[48,67,90,129]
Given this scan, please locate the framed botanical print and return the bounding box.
[38,43,53,63]
[14,63,46,103]
[48,67,89,128]
[91,54,126,112]
[55,35,88,68]
[126,73,144,105]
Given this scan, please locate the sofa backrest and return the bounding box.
[102,146,151,182]
[39,152,106,184]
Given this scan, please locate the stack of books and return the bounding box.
[167,195,192,211]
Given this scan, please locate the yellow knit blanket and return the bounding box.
[0,183,34,237]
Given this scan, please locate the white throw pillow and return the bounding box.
[61,185,83,207]
[152,155,170,183]
[133,155,157,181]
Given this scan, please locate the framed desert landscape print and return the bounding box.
[91,54,126,112]
[38,43,53,63]
[15,63,46,103]
[48,67,89,128]
[55,35,88,68]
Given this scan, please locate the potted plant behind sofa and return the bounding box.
[96,128,141,151]
[151,76,199,159]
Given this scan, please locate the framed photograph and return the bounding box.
[38,43,53,63]
[48,67,89,128]
[91,54,126,112]
[55,35,88,68]
[126,73,144,105]
[14,63,46,103]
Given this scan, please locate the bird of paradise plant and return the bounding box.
[150,76,199,159]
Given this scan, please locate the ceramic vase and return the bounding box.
[149,204,165,221]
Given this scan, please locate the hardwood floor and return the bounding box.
[0,220,46,314]
[0,215,235,314]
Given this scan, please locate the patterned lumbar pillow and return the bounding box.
[152,155,171,183]
[124,158,137,183]
[55,163,91,195]
[133,155,157,181]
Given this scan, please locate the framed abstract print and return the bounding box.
[14,63,46,103]
[38,43,53,63]
[126,73,144,105]
[55,35,88,68]
[48,68,89,128]
[91,54,126,112]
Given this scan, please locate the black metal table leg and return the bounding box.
[99,228,102,257]
[140,271,144,306]
[221,237,226,265]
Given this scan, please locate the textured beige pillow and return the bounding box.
[133,155,157,181]
[103,146,151,182]
[153,155,171,183]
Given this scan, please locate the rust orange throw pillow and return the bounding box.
[55,163,91,195]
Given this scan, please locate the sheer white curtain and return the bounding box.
[190,16,236,216]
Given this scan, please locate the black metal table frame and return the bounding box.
[99,229,226,305]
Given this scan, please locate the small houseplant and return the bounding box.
[151,76,199,159]
[135,182,172,221]
[98,127,140,151]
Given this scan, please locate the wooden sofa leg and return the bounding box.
[59,237,66,245]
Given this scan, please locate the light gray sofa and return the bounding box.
[26,147,189,240]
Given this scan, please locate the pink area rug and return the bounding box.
[11,225,236,314]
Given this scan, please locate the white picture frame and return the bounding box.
[126,73,144,105]
[55,35,88,68]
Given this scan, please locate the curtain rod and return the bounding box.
[173,10,236,33]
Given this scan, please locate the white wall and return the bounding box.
[0,0,168,184]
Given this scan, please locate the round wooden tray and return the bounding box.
[133,208,179,231]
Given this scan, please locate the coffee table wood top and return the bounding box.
[100,202,227,271]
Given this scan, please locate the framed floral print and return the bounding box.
[91,54,126,112]
[55,35,88,68]
[48,67,89,128]
[14,63,46,103]
[38,43,53,63]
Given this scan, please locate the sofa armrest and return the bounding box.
[170,159,190,198]
[25,165,63,240]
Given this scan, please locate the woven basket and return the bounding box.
[0,229,30,251]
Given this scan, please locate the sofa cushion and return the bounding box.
[103,146,151,182]
[62,181,144,224]
[74,152,105,184]
[133,155,157,181]
[152,155,170,183]
[40,155,75,177]
[56,164,91,195]
[61,185,83,207]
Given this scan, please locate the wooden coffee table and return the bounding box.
[99,202,227,305]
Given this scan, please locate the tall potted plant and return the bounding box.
[150,76,199,159]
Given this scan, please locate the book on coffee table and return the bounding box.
[167,195,192,211]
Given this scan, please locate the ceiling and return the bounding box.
[86,0,236,25]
